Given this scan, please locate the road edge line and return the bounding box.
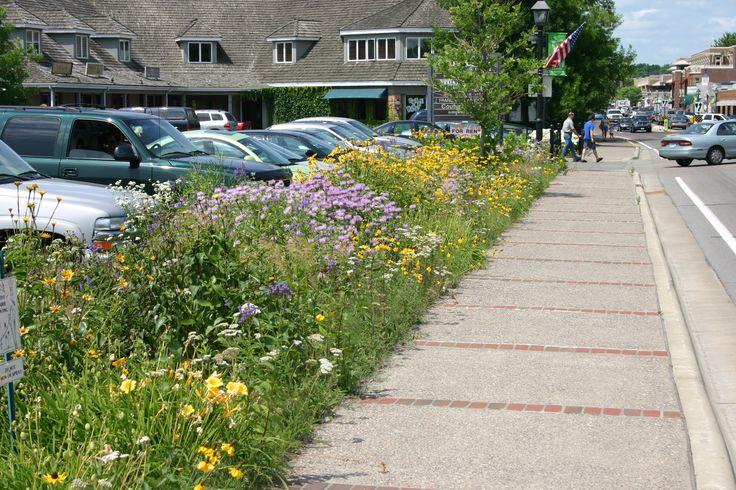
[634,171,736,489]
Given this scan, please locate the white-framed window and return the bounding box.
[25,29,41,53]
[347,39,375,61]
[188,42,214,63]
[377,38,396,60]
[118,39,131,62]
[275,42,293,63]
[74,34,89,59]
[405,37,429,59]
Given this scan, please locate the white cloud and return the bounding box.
[629,8,658,21]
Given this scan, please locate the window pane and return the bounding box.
[406,38,419,59]
[358,40,366,60]
[285,42,293,62]
[419,38,429,58]
[276,43,284,62]
[201,43,212,62]
[378,39,386,59]
[2,117,61,158]
[368,39,375,60]
[388,39,396,59]
[349,40,357,60]
[68,120,127,159]
[189,43,199,62]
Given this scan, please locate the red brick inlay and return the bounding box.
[414,340,668,358]
[533,209,641,216]
[491,256,651,266]
[481,278,655,288]
[356,397,681,420]
[503,240,647,249]
[433,303,659,317]
[521,217,641,223]
[291,484,434,490]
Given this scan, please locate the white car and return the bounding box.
[701,113,729,122]
[294,116,422,149]
[0,140,126,248]
[606,109,623,121]
[195,110,239,130]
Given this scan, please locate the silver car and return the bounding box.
[659,121,736,166]
[0,139,126,247]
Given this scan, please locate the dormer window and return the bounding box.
[25,30,41,53]
[275,42,293,63]
[75,34,89,59]
[348,39,375,61]
[188,42,214,63]
[405,37,429,60]
[118,39,130,62]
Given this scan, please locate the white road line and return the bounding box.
[618,136,665,159]
[675,177,736,256]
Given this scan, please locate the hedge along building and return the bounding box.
[3,0,452,127]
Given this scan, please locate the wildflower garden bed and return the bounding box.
[0,137,560,488]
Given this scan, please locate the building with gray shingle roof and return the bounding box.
[2,0,452,126]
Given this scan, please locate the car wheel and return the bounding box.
[706,146,725,165]
[676,159,693,166]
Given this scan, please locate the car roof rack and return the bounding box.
[0,105,85,113]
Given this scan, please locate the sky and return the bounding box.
[613,0,736,65]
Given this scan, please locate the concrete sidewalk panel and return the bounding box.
[289,404,691,489]
[480,255,655,283]
[495,242,651,263]
[501,229,647,247]
[364,346,680,409]
[517,218,644,234]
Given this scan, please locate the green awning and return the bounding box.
[323,88,387,100]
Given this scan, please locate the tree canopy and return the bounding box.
[0,7,36,104]
[615,85,642,107]
[632,63,670,78]
[713,32,736,47]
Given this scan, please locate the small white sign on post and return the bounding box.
[0,358,23,387]
[0,277,21,356]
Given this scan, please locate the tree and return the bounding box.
[428,1,540,156]
[632,63,670,78]
[0,7,37,104]
[713,32,736,47]
[615,85,642,106]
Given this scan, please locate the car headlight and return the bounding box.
[93,216,127,249]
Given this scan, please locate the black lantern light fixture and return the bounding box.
[531,1,550,142]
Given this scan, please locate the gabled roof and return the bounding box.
[342,0,452,32]
[29,7,94,33]
[175,18,221,41]
[267,19,322,41]
[2,2,46,27]
[84,15,136,38]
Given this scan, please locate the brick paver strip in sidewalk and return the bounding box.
[356,397,682,419]
[292,484,433,490]
[434,303,660,316]
[503,240,647,249]
[532,209,641,215]
[491,256,651,266]
[413,340,669,357]
[468,277,656,287]
[522,217,642,223]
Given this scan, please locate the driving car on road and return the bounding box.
[659,120,736,166]
[630,116,652,133]
[617,117,633,132]
[0,138,126,247]
[669,114,689,130]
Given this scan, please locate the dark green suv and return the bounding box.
[0,107,290,188]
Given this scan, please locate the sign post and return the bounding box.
[0,252,22,450]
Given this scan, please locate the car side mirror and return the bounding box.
[114,144,140,169]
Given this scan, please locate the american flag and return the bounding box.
[545,23,585,69]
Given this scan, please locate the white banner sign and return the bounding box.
[0,277,21,356]
[0,357,24,387]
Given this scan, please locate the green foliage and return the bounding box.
[616,85,643,106]
[0,7,39,104]
[429,1,539,153]
[712,32,736,47]
[632,63,670,77]
[251,87,331,124]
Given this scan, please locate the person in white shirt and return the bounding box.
[561,112,581,162]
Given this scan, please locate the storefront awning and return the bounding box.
[323,88,387,100]
[716,100,736,107]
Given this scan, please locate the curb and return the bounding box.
[635,171,736,489]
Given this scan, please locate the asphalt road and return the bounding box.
[622,128,736,303]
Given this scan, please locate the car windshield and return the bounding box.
[344,120,378,137]
[125,118,203,158]
[233,135,291,165]
[0,139,39,182]
[298,128,349,147]
[634,117,648,121]
[683,123,714,134]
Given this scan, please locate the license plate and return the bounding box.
[668,142,677,147]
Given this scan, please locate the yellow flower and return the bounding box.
[194,484,206,490]
[41,472,67,485]
[82,293,93,301]
[180,404,195,417]
[116,253,126,263]
[196,460,214,473]
[111,357,126,368]
[119,223,127,231]
[118,277,129,288]
[205,373,223,390]
[12,349,23,358]
[38,232,51,239]
[49,305,61,314]
[41,277,56,287]
[119,379,137,394]
[315,313,325,322]
[86,349,100,359]
[56,196,62,202]
[221,443,235,456]
[226,381,248,397]
[146,274,155,281]
[19,326,28,335]
[229,467,245,480]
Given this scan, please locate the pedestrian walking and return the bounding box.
[600,117,608,141]
[580,114,603,163]
[560,112,581,162]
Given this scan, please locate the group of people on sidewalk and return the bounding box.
[561,112,603,163]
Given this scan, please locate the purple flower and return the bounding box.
[268,281,294,297]
[237,302,261,323]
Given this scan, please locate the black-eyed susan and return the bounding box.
[229,467,245,480]
[41,472,67,485]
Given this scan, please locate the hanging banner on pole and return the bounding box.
[0,277,21,356]
[547,32,567,77]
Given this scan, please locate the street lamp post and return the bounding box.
[531,1,550,143]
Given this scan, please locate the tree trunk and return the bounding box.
[479,127,486,159]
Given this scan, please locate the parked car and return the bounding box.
[630,116,652,133]
[658,120,736,166]
[606,109,623,121]
[119,106,200,131]
[701,113,729,122]
[195,110,239,130]
[294,117,422,150]
[374,120,449,138]
[0,107,290,189]
[0,138,126,248]
[669,114,690,130]
[240,130,338,159]
[409,109,428,121]
[617,117,633,132]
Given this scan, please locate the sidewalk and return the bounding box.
[287,161,694,488]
